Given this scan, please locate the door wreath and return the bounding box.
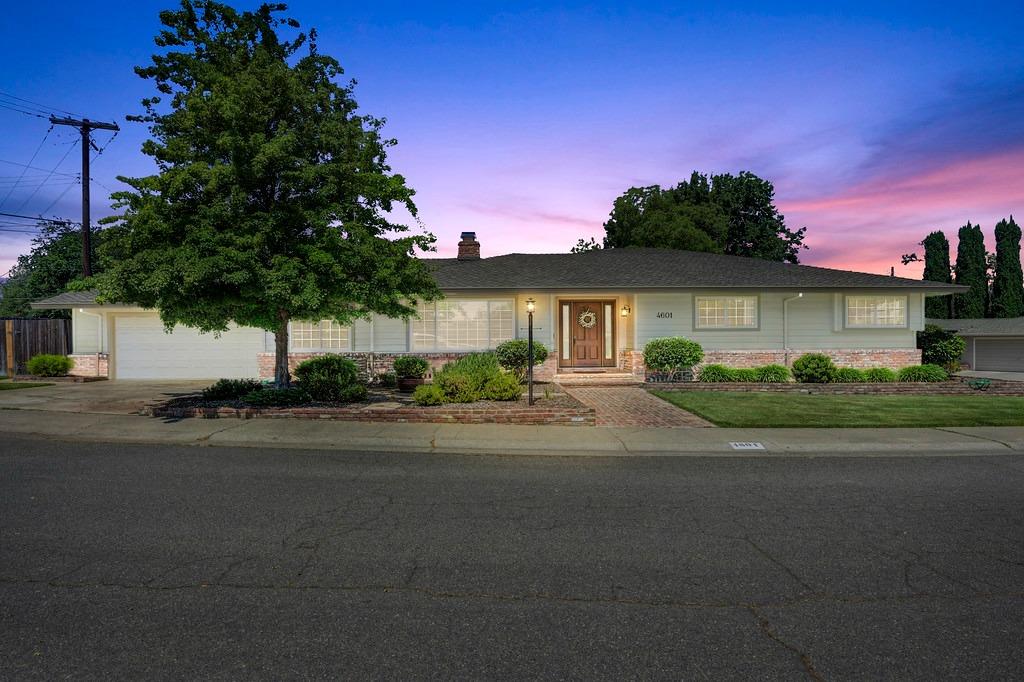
[577,308,598,329]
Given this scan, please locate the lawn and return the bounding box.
[0,380,54,391]
[652,391,1024,428]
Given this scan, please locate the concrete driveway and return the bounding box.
[0,380,206,415]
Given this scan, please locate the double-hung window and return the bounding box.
[695,296,758,329]
[290,320,351,350]
[413,299,514,351]
[845,296,907,328]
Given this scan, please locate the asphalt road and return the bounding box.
[1,437,1023,680]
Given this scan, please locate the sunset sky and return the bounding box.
[1,1,1021,278]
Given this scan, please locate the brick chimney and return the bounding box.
[457,231,480,260]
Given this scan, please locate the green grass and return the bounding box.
[0,380,54,391]
[652,391,1024,428]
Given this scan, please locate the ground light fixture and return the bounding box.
[525,298,536,405]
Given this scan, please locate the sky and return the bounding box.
[1,1,1022,278]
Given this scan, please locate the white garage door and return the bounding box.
[114,315,265,379]
[974,337,1024,372]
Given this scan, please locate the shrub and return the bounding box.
[412,384,446,406]
[732,368,759,382]
[242,387,309,406]
[293,354,365,402]
[435,371,479,403]
[495,339,549,382]
[393,356,430,378]
[373,372,398,388]
[202,378,264,401]
[833,367,866,383]
[897,364,948,382]
[791,353,837,383]
[754,364,791,383]
[26,354,73,377]
[698,364,734,382]
[643,337,705,372]
[481,372,523,401]
[918,324,966,372]
[864,367,897,383]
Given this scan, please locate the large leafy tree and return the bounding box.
[952,222,989,319]
[920,230,952,319]
[0,221,93,319]
[99,1,440,386]
[990,216,1024,318]
[598,171,805,263]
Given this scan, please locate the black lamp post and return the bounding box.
[526,298,536,405]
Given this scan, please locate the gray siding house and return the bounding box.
[33,233,963,380]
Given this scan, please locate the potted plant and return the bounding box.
[393,356,430,392]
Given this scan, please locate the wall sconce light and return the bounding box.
[620,304,631,317]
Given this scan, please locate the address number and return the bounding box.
[656,312,673,318]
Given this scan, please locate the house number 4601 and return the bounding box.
[656,311,673,318]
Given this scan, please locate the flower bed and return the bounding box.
[12,374,107,383]
[646,377,1024,396]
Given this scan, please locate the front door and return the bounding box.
[571,301,604,367]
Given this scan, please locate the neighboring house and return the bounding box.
[926,317,1024,373]
[31,232,963,381]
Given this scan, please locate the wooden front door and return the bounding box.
[571,301,603,367]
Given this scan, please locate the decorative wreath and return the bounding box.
[577,308,598,329]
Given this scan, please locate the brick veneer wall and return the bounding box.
[621,348,923,379]
[69,353,108,378]
[258,351,559,382]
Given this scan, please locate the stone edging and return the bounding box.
[646,379,1024,396]
[145,403,596,426]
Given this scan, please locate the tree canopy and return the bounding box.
[0,221,93,319]
[98,1,440,386]
[597,171,806,263]
[990,216,1024,318]
[920,230,952,319]
[953,222,988,319]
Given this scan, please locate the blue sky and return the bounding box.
[1,1,1022,275]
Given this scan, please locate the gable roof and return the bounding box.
[30,290,103,309]
[926,317,1024,337]
[429,248,965,291]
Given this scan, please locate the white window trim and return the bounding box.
[288,319,354,352]
[694,295,760,330]
[413,298,516,352]
[844,295,908,329]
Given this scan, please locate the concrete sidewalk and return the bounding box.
[2,408,1023,456]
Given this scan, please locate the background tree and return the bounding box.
[570,237,601,253]
[920,231,952,318]
[597,171,805,262]
[952,222,989,318]
[0,221,94,319]
[990,216,1024,318]
[99,1,440,387]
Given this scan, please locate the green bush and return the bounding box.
[495,339,549,382]
[918,324,966,371]
[754,364,791,383]
[242,387,309,406]
[393,356,430,378]
[25,354,73,377]
[791,353,837,383]
[435,371,479,403]
[698,364,734,382]
[897,364,948,382]
[481,372,523,401]
[864,367,897,383]
[374,372,398,388]
[643,337,705,372]
[293,354,365,402]
[202,378,264,400]
[732,368,759,382]
[833,367,866,383]
[412,384,446,406]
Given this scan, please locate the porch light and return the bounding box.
[620,304,631,317]
[525,298,536,314]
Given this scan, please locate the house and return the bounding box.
[926,317,1024,373]
[31,232,963,381]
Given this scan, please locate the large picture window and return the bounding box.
[695,296,758,329]
[413,299,514,351]
[845,296,907,328]
[290,320,350,350]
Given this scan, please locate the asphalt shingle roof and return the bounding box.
[926,317,1024,337]
[29,290,102,309]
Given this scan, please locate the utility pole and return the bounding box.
[49,116,119,277]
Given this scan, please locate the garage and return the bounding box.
[927,317,1024,374]
[113,314,265,379]
[972,337,1024,372]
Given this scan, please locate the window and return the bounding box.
[290,320,350,350]
[413,299,514,351]
[695,296,758,329]
[845,296,907,328]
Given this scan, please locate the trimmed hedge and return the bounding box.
[26,354,73,377]
[202,378,264,400]
[897,364,948,382]
[644,337,705,372]
[495,339,549,382]
[792,353,837,383]
[242,387,310,406]
[294,354,367,403]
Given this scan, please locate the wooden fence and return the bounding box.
[1,318,72,376]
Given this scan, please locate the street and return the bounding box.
[2,436,1023,680]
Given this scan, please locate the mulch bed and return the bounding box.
[647,377,1024,396]
[12,375,107,383]
[145,384,596,426]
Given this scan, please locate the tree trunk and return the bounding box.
[274,310,290,388]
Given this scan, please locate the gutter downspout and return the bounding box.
[782,293,804,366]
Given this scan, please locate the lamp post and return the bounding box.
[526,298,536,405]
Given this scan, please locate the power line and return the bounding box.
[0,102,50,120]
[0,210,78,224]
[38,179,82,218]
[0,126,53,210]
[0,90,84,118]
[14,137,79,214]
[0,158,78,178]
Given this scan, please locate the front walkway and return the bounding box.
[565,386,713,428]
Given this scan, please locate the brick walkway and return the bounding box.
[565,387,714,428]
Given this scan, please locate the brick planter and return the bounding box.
[647,378,1024,396]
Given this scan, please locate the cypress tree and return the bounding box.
[921,231,952,318]
[953,222,989,319]
[990,216,1024,318]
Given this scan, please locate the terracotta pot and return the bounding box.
[397,376,425,392]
